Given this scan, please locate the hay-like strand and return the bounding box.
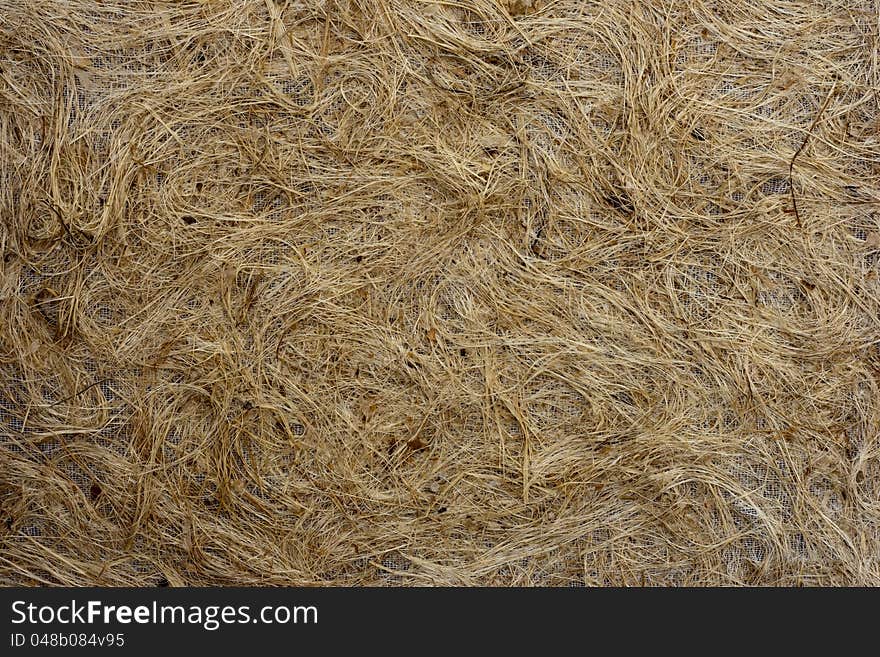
[1,0,879,585]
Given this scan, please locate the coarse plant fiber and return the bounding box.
[1,0,879,586]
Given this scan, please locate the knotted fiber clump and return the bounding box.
[1,0,879,585]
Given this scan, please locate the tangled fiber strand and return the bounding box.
[1,0,880,586]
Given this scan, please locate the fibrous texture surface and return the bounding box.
[1,0,879,586]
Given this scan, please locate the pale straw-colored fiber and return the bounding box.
[1,0,879,585]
